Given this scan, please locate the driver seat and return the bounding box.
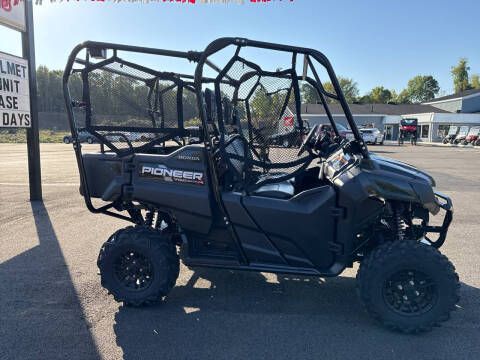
[223,135,294,199]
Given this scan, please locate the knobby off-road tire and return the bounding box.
[97,226,179,306]
[357,241,459,333]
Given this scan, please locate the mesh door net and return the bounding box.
[210,55,313,190]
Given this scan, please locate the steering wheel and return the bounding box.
[297,124,319,156]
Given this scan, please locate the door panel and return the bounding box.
[242,186,337,270]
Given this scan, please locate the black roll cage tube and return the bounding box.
[194,37,369,160]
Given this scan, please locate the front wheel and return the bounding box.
[97,227,179,306]
[357,241,459,333]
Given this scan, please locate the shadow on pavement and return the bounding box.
[113,268,480,360]
[0,201,100,360]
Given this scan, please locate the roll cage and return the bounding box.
[63,38,367,223]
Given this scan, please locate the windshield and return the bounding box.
[459,126,469,136]
[468,127,480,135]
[448,126,458,135]
[401,119,417,126]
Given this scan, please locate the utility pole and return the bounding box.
[22,0,42,201]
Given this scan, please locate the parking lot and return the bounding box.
[1,143,479,360]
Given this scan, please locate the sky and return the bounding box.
[0,0,479,96]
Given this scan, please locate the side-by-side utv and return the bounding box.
[443,125,459,144]
[398,118,418,145]
[63,38,459,333]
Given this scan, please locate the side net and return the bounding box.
[209,54,315,188]
[68,54,199,155]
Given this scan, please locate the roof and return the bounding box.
[301,103,449,116]
[423,88,480,104]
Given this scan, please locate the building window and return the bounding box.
[420,125,430,138]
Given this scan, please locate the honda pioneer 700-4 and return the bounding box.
[63,38,459,333]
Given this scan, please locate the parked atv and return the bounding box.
[464,126,480,145]
[63,38,459,333]
[453,126,470,145]
[398,118,418,145]
[442,126,459,144]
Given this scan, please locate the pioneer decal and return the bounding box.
[140,164,205,185]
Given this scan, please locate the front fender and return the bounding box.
[359,157,439,214]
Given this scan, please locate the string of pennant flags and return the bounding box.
[30,0,294,5]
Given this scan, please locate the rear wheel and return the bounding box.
[357,241,459,333]
[87,137,94,144]
[63,136,71,144]
[97,226,179,306]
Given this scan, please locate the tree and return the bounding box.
[322,77,359,103]
[393,89,411,104]
[404,75,440,103]
[301,83,320,104]
[451,58,471,93]
[357,94,372,104]
[369,86,393,103]
[471,74,480,89]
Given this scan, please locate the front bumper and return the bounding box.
[423,192,453,248]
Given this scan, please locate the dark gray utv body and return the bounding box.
[63,38,458,333]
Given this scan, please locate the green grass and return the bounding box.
[0,129,71,143]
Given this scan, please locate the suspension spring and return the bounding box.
[393,206,406,241]
[144,210,155,227]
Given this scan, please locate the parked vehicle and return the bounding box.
[453,126,470,145]
[360,128,384,145]
[64,38,459,333]
[464,126,480,145]
[63,130,96,144]
[335,123,355,140]
[442,126,459,144]
[317,123,354,141]
[268,120,311,148]
[398,118,418,145]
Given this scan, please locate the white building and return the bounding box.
[302,88,480,142]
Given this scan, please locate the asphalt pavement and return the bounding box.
[0,143,479,360]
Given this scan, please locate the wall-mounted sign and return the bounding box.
[0,0,26,32]
[0,51,30,127]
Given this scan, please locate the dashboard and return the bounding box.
[323,147,359,181]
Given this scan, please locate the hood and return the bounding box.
[369,153,436,187]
